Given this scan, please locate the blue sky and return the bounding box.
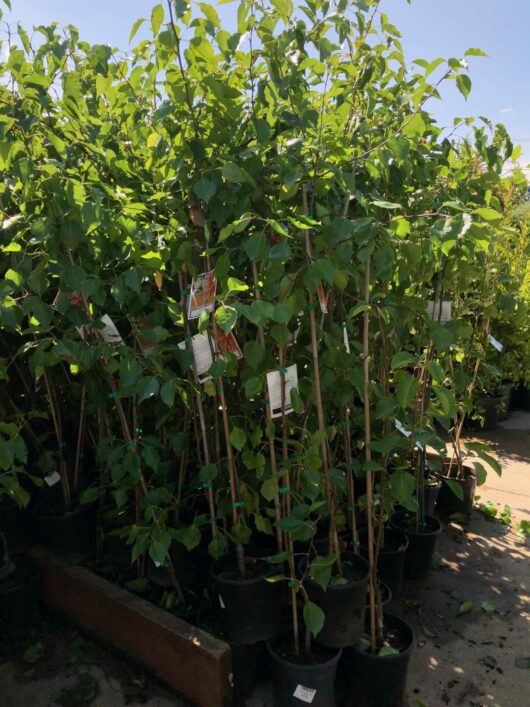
[3,0,529,165]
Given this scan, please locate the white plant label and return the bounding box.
[44,471,61,487]
[394,419,412,438]
[154,561,163,568]
[98,314,124,344]
[178,334,216,384]
[218,594,226,609]
[293,685,317,703]
[426,299,452,323]
[342,323,350,354]
[487,334,504,353]
[266,364,298,419]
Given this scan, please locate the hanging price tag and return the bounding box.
[188,270,217,320]
[317,283,328,314]
[178,334,215,384]
[219,594,226,609]
[266,364,298,419]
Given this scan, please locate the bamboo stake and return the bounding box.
[302,185,341,568]
[73,384,86,493]
[362,257,378,652]
[252,261,283,552]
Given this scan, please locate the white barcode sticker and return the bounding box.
[487,334,503,353]
[219,594,226,609]
[44,471,61,487]
[293,684,316,703]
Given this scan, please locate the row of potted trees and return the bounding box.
[1,0,529,704]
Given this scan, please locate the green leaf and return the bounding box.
[227,277,249,293]
[303,601,325,638]
[221,163,256,187]
[396,373,418,409]
[473,207,502,225]
[151,4,164,34]
[137,376,160,403]
[456,74,471,99]
[391,352,416,370]
[215,305,237,333]
[149,539,170,566]
[464,48,487,57]
[79,487,99,505]
[457,601,474,616]
[390,470,416,505]
[175,524,201,551]
[261,478,278,502]
[402,113,426,139]
[379,646,400,656]
[480,600,496,613]
[193,177,217,204]
[161,380,176,407]
[309,554,336,590]
[129,18,146,42]
[229,427,246,451]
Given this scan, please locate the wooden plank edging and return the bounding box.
[29,548,233,707]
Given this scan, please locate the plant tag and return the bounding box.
[293,684,316,703]
[215,324,243,360]
[395,419,411,437]
[44,471,61,487]
[342,322,350,354]
[426,299,452,323]
[154,561,163,568]
[267,364,298,419]
[98,314,124,345]
[317,283,328,314]
[188,270,217,320]
[218,594,226,609]
[178,333,216,384]
[487,334,503,352]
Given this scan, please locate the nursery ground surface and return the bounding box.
[0,418,529,707]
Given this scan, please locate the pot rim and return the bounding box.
[300,551,370,592]
[267,633,342,670]
[389,510,443,538]
[211,548,279,587]
[358,527,409,554]
[351,612,415,660]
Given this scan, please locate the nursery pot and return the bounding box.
[267,633,342,707]
[211,548,282,644]
[423,478,442,517]
[0,555,41,632]
[301,552,370,648]
[366,581,392,609]
[359,528,409,599]
[32,498,96,558]
[389,511,442,579]
[0,499,30,551]
[473,395,503,430]
[436,465,477,517]
[341,613,415,707]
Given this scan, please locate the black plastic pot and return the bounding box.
[32,499,96,558]
[389,511,442,579]
[0,555,41,632]
[359,528,409,599]
[510,384,530,411]
[302,552,370,648]
[211,548,282,645]
[267,634,342,707]
[366,581,392,608]
[472,395,503,430]
[230,641,259,698]
[340,613,415,707]
[436,465,477,517]
[0,500,30,551]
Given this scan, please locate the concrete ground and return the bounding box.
[1,417,529,707]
